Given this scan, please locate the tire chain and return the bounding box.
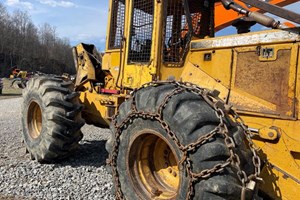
[107,81,262,200]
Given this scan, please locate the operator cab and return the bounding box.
[107,0,214,63]
[103,0,299,89]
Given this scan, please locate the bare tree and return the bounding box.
[0,3,75,77]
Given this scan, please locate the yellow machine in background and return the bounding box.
[22,0,300,199]
[9,68,27,79]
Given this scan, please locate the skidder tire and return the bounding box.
[107,82,257,200]
[22,76,84,162]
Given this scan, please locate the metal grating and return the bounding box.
[163,0,214,63]
[128,0,154,63]
[109,0,126,49]
[163,0,189,63]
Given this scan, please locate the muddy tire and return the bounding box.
[107,83,255,199]
[22,76,84,162]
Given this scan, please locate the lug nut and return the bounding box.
[173,171,177,177]
[151,188,162,197]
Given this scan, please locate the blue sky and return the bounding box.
[3,0,109,51]
[3,0,300,51]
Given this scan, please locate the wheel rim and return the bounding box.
[27,101,42,139]
[128,131,180,199]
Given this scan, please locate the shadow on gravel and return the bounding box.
[56,140,109,168]
[0,94,22,96]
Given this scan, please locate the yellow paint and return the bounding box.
[79,82,125,128]
[73,0,300,199]
[73,43,96,87]
[230,44,297,118]
[243,116,300,200]
[180,61,229,101]
[258,127,278,141]
[188,49,233,88]
[128,132,180,199]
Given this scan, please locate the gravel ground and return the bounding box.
[0,98,114,199]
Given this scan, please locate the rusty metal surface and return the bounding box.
[234,49,292,117]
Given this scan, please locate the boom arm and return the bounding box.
[214,0,299,31]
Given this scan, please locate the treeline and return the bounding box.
[0,3,75,77]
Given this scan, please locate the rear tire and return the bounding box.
[22,76,84,162]
[107,83,256,199]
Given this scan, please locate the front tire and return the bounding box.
[107,82,258,199]
[22,76,85,162]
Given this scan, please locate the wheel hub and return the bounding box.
[128,131,180,199]
[27,101,42,139]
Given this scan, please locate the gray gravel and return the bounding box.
[0,98,114,199]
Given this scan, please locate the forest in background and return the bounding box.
[0,3,75,77]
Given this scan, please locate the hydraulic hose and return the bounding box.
[221,0,282,29]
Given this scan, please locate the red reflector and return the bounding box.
[100,89,119,94]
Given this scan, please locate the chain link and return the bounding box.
[108,81,261,200]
